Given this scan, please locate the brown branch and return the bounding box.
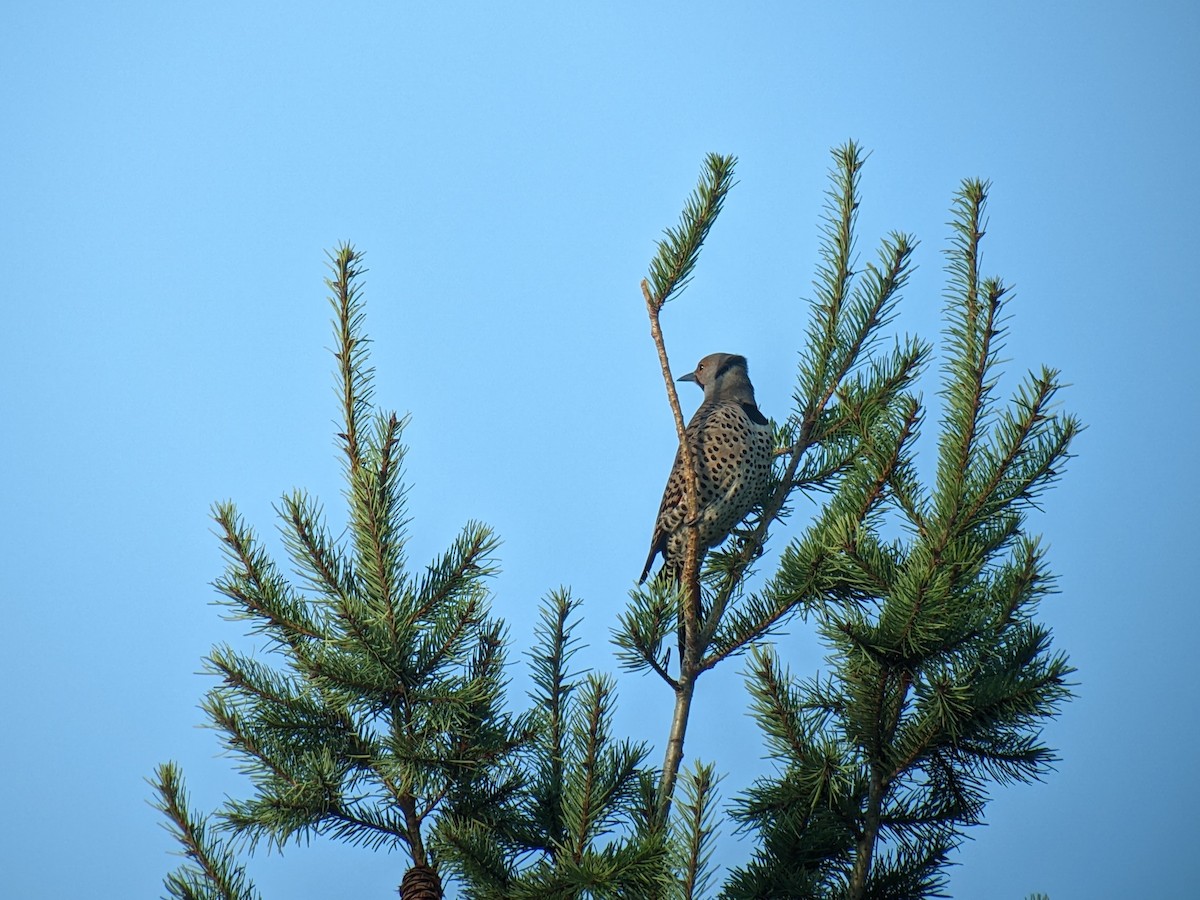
[848,765,885,899]
[645,648,680,691]
[643,277,703,826]
[642,279,700,532]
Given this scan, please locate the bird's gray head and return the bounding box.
[678,352,756,404]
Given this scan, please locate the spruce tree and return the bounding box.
[154,248,671,900]
[155,145,1077,899]
[720,177,1077,900]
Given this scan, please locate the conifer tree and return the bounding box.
[619,146,928,829]
[155,247,527,899]
[431,591,676,898]
[620,146,1076,898]
[155,248,675,900]
[155,146,1077,900]
[721,177,1077,898]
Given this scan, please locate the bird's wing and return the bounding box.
[639,404,713,582]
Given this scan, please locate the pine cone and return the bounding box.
[399,863,443,899]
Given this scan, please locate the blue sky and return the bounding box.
[3,2,1197,897]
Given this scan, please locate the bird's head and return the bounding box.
[678,352,751,397]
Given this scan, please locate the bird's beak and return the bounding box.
[678,372,698,384]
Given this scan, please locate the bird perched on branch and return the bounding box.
[640,352,773,585]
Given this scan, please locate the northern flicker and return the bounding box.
[640,352,773,584]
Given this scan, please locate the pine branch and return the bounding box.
[966,367,1081,527]
[564,674,649,860]
[645,153,737,309]
[211,502,323,647]
[349,411,410,617]
[278,490,355,603]
[800,142,864,405]
[612,579,680,688]
[159,244,529,896]
[726,165,1078,898]
[704,146,924,666]
[527,590,581,852]
[744,646,819,762]
[673,762,722,900]
[410,521,500,628]
[935,181,1003,536]
[640,154,738,826]
[153,762,261,900]
[328,243,373,476]
[436,594,665,896]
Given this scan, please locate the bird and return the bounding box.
[640,352,773,585]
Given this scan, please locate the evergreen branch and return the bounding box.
[215,743,425,857]
[832,525,903,604]
[850,393,922,528]
[797,144,916,425]
[856,839,953,900]
[436,598,662,894]
[835,232,917,391]
[327,590,412,699]
[706,150,923,668]
[524,592,580,852]
[641,154,738,826]
[349,411,410,619]
[878,780,980,836]
[328,243,373,476]
[462,619,510,720]
[923,750,987,828]
[745,646,817,761]
[568,677,605,862]
[612,581,679,687]
[368,759,430,860]
[888,557,952,664]
[935,181,1004,536]
[800,141,864,405]
[564,674,635,860]
[320,801,416,852]
[412,590,486,684]
[153,762,261,900]
[942,278,1004,530]
[211,502,322,646]
[887,445,931,543]
[673,762,722,900]
[495,838,673,900]
[531,591,577,835]
[966,369,1080,529]
[790,432,860,493]
[725,764,862,898]
[785,337,928,522]
[322,521,492,704]
[705,528,833,668]
[993,535,1053,627]
[278,490,354,604]
[294,634,409,708]
[205,645,377,772]
[201,690,307,790]
[645,153,737,309]
[207,643,304,709]
[432,820,517,896]
[887,624,1073,786]
[410,520,500,628]
[169,243,539,895]
[222,777,410,854]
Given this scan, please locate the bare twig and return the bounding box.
[642,278,704,824]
